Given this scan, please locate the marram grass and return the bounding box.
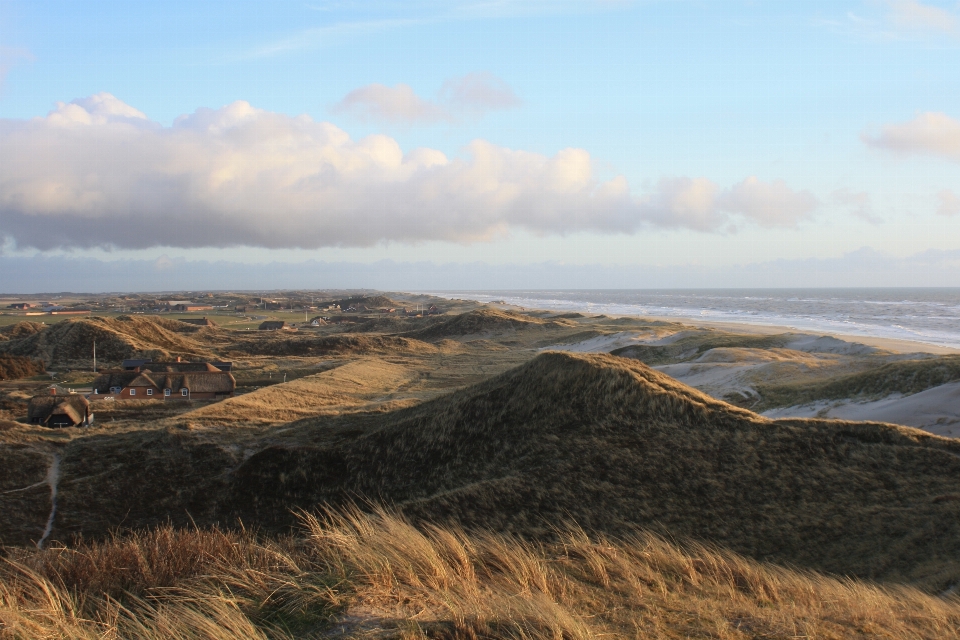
[2,508,960,639]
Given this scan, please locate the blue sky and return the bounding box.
[1,0,960,291]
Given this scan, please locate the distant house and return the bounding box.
[91,365,235,400]
[8,303,31,310]
[259,321,288,331]
[49,309,91,315]
[179,317,218,327]
[172,304,213,312]
[28,393,92,428]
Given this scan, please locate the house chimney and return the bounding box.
[177,356,181,362]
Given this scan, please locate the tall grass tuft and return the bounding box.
[3,508,960,638]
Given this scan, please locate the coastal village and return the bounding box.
[3,291,446,429]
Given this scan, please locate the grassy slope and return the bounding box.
[231,351,960,589]
[184,358,419,423]
[4,352,960,591]
[2,509,959,639]
[749,355,960,410]
[0,315,216,365]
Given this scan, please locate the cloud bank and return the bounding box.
[0,94,817,251]
[332,72,522,124]
[863,111,960,160]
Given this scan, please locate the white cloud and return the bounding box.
[331,83,449,124]
[885,0,958,35]
[0,94,817,251]
[718,177,819,227]
[939,189,960,216]
[332,73,521,125]
[863,111,960,160]
[440,72,522,111]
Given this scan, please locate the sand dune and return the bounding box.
[764,380,960,437]
[183,358,417,423]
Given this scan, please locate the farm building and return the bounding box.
[28,394,92,428]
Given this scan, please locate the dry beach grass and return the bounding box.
[3,509,960,639]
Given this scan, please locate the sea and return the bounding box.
[425,289,960,350]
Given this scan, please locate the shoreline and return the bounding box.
[467,299,960,355]
[635,315,960,355]
[425,292,960,355]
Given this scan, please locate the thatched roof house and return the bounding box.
[92,366,235,400]
[28,394,91,428]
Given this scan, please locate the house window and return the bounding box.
[110,386,120,394]
[146,389,153,396]
[181,388,188,396]
[130,389,135,396]
[164,389,171,396]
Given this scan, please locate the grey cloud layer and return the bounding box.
[0,94,817,251]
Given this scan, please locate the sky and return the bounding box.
[1,0,960,292]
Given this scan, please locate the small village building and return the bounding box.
[28,393,92,428]
[8,303,31,310]
[259,321,288,331]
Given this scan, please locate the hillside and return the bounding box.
[183,358,419,423]
[0,315,216,365]
[3,509,959,639]
[4,351,960,591]
[0,355,45,380]
[404,308,564,341]
[233,333,440,357]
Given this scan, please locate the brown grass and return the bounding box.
[0,316,216,366]
[2,509,960,639]
[183,358,418,423]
